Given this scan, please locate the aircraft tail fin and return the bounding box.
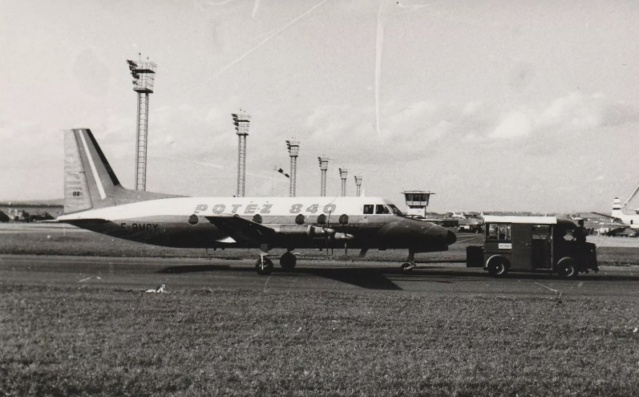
[64,128,179,214]
[611,197,623,218]
[64,129,122,214]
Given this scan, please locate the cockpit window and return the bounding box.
[363,204,374,214]
[388,204,403,215]
[375,204,390,214]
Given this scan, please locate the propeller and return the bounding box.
[326,210,334,256]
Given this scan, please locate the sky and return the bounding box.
[1,0,639,213]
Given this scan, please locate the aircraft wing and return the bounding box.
[591,212,624,224]
[205,215,276,245]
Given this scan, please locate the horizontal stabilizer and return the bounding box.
[60,218,109,225]
[206,215,275,245]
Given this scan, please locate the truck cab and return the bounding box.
[467,216,598,278]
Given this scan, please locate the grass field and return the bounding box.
[2,285,639,396]
[2,225,639,396]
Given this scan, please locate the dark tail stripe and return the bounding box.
[84,129,121,187]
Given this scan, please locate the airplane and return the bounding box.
[593,197,639,233]
[56,129,456,275]
[447,212,484,233]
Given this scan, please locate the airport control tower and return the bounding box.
[339,168,348,196]
[402,190,435,217]
[127,55,156,191]
[232,110,251,197]
[318,157,329,196]
[286,140,300,197]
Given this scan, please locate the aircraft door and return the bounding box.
[510,224,533,270]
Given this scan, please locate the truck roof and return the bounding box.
[483,215,575,227]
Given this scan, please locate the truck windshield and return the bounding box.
[487,224,511,240]
[532,225,550,240]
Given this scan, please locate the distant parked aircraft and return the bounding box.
[56,129,456,275]
[594,197,639,233]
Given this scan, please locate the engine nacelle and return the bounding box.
[273,225,335,237]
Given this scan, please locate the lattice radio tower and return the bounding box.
[286,140,300,197]
[339,168,348,197]
[127,54,156,191]
[354,175,363,196]
[232,110,251,197]
[318,157,329,196]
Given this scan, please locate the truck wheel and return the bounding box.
[487,257,508,277]
[557,259,578,278]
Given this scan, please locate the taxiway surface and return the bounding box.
[1,254,638,298]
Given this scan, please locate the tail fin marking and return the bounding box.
[64,129,120,214]
[78,130,107,200]
[64,130,93,214]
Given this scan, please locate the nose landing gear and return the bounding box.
[400,250,416,274]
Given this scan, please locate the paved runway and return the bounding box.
[1,254,638,298]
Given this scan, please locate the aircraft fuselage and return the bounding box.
[59,196,455,251]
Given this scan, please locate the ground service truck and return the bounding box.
[467,216,598,278]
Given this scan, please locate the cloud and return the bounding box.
[539,92,602,130]
[303,101,454,164]
[538,92,639,132]
[463,101,483,116]
[483,92,639,142]
[489,111,532,139]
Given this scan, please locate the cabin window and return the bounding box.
[376,204,390,214]
[363,205,374,214]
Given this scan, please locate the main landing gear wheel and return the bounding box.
[401,262,415,274]
[255,257,274,275]
[280,251,297,272]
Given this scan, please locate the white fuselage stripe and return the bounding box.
[57,196,398,221]
[78,130,106,200]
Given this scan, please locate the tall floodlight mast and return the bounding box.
[318,157,329,197]
[354,175,363,196]
[127,54,156,191]
[339,168,348,196]
[232,110,251,197]
[286,140,300,197]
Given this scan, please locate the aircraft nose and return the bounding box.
[446,230,457,245]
